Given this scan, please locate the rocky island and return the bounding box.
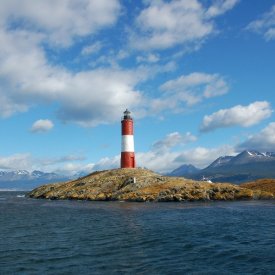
[29,168,274,202]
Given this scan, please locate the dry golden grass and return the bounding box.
[241,179,275,195]
[28,168,274,202]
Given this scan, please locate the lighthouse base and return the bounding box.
[121,152,136,168]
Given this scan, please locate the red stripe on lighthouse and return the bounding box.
[121,120,133,135]
[121,152,136,168]
[121,109,136,168]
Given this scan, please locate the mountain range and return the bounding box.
[0,170,73,190]
[1,150,275,190]
[168,150,275,184]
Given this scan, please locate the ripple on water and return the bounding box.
[0,193,275,274]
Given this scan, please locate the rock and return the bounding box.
[28,168,274,202]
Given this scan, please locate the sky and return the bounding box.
[0,0,275,175]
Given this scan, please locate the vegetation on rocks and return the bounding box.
[29,168,274,202]
[241,179,275,195]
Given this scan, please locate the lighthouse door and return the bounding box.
[131,156,135,168]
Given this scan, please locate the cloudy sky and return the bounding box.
[0,0,275,175]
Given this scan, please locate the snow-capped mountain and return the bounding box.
[15,170,29,175]
[205,150,275,169]
[0,170,30,181]
[0,170,73,190]
[31,170,61,179]
[31,170,45,177]
[0,170,64,181]
[169,150,275,184]
[228,150,275,165]
[207,156,234,168]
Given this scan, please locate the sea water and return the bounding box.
[0,191,275,274]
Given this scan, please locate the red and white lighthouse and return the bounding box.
[121,109,136,168]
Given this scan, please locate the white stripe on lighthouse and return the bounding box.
[121,135,134,152]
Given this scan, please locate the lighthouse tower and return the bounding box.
[121,109,136,168]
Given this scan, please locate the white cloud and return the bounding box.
[0,6,158,127]
[41,155,86,166]
[0,92,28,117]
[136,53,160,63]
[0,26,180,126]
[81,41,103,55]
[0,0,121,46]
[56,69,146,126]
[246,5,275,41]
[91,144,235,173]
[174,145,236,168]
[52,163,94,176]
[0,133,234,174]
[0,153,90,175]
[87,131,197,173]
[0,1,233,127]
[131,0,239,50]
[237,122,275,152]
[152,132,197,152]
[88,150,180,174]
[0,154,32,170]
[160,72,228,107]
[0,145,232,174]
[136,151,180,173]
[38,154,91,175]
[88,131,206,173]
[0,1,137,127]
[92,155,120,171]
[206,0,239,17]
[200,101,272,132]
[0,25,146,125]
[31,119,54,133]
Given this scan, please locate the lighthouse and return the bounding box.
[121,109,136,168]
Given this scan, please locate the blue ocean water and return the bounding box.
[0,192,275,274]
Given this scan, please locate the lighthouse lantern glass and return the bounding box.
[123,109,131,120]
